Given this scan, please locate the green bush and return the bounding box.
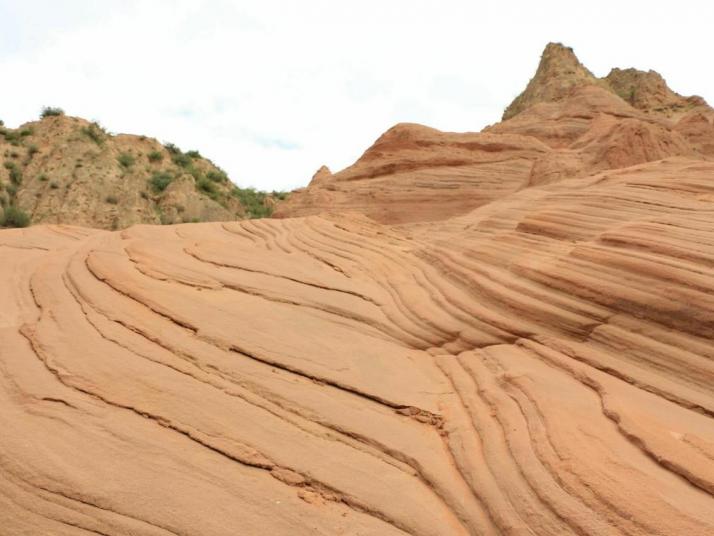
[4,161,22,185]
[82,123,106,145]
[117,153,135,169]
[164,143,181,155]
[197,177,218,197]
[27,144,39,158]
[206,169,228,183]
[172,153,192,168]
[147,150,163,162]
[272,190,289,201]
[186,150,201,159]
[41,106,65,118]
[19,128,33,137]
[0,205,31,228]
[3,131,20,144]
[149,171,173,193]
[232,186,272,218]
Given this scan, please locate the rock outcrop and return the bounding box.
[2,43,714,535]
[277,43,712,224]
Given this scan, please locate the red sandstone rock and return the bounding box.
[2,43,714,535]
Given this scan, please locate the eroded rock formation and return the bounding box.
[276,43,712,223]
[2,43,714,535]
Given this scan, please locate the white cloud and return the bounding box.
[1,0,712,191]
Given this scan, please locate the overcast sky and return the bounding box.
[1,1,712,191]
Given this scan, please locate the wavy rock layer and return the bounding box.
[276,44,712,224]
[2,155,714,535]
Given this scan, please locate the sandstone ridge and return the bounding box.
[2,44,714,535]
[276,43,713,223]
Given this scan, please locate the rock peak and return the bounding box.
[605,67,708,115]
[503,43,598,120]
[503,43,709,121]
[503,42,599,120]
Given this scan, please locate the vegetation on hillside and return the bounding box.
[40,106,65,118]
[0,113,291,230]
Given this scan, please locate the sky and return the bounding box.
[1,1,712,191]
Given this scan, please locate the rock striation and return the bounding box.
[2,43,714,535]
[276,43,712,223]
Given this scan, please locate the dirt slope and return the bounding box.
[0,114,274,229]
[1,43,714,535]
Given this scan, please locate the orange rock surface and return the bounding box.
[2,43,714,535]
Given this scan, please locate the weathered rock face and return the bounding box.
[3,157,714,535]
[0,115,245,229]
[276,123,551,223]
[2,43,714,535]
[605,67,706,117]
[502,42,604,120]
[277,43,713,224]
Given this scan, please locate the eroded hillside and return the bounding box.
[0,113,278,229]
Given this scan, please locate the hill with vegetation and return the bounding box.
[0,108,284,229]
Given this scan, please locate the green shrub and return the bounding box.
[117,153,135,169]
[149,171,173,193]
[4,161,22,185]
[105,195,119,204]
[81,123,106,145]
[0,205,31,228]
[38,174,49,182]
[172,153,192,168]
[186,150,201,159]
[3,131,20,144]
[206,169,228,183]
[27,144,39,158]
[41,106,65,118]
[272,190,289,201]
[232,186,272,218]
[197,177,218,196]
[19,128,33,137]
[187,166,202,180]
[164,142,181,155]
[147,150,163,162]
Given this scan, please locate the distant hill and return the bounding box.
[0,110,283,229]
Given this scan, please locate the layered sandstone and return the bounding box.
[276,43,712,223]
[2,43,714,535]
